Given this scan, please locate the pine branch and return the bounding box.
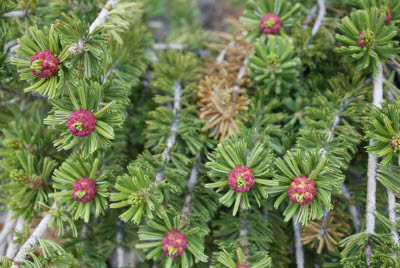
[181,156,202,222]
[3,40,18,53]
[317,209,330,242]
[341,183,361,232]
[387,190,399,248]
[6,216,25,259]
[311,0,326,36]
[293,215,305,268]
[239,206,249,259]
[6,0,120,58]
[233,57,249,101]
[215,31,247,65]
[116,230,125,267]
[303,4,318,29]
[216,41,235,64]
[11,202,57,267]
[365,64,383,265]
[156,81,182,183]
[0,212,17,255]
[89,0,119,33]
[3,10,29,18]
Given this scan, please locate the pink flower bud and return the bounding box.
[259,13,282,35]
[72,177,97,203]
[30,50,60,78]
[288,175,317,205]
[67,109,96,137]
[162,230,187,258]
[228,166,255,193]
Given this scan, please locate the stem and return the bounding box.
[387,190,399,248]
[0,211,17,255]
[89,0,118,33]
[6,216,25,259]
[311,0,326,36]
[181,156,201,223]
[365,64,383,265]
[156,81,182,183]
[303,4,318,29]
[3,10,29,18]
[11,202,57,267]
[239,205,249,258]
[216,41,235,64]
[341,183,361,232]
[232,58,248,102]
[293,215,305,268]
[116,230,125,267]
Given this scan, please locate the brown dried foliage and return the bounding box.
[301,210,352,254]
[196,19,252,140]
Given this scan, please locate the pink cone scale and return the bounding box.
[237,265,249,268]
[379,8,392,23]
[72,177,97,203]
[228,165,255,193]
[67,109,96,137]
[288,175,317,206]
[259,13,282,35]
[162,230,187,258]
[30,50,60,78]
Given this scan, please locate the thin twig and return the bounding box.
[181,156,202,222]
[156,81,182,183]
[116,230,125,267]
[0,211,17,255]
[311,0,326,36]
[3,10,29,18]
[293,215,305,268]
[341,183,361,232]
[11,202,57,267]
[303,4,318,29]
[365,64,383,266]
[89,0,118,33]
[6,216,25,259]
[387,190,399,248]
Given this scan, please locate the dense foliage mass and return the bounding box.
[1,0,400,267]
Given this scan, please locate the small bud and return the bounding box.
[259,13,282,35]
[129,192,144,206]
[288,175,317,205]
[72,177,97,203]
[10,169,29,184]
[357,30,375,48]
[162,230,187,258]
[390,135,400,152]
[267,54,279,67]
[237,265,249,268]
[228,166,255,193]
[30,50,60,78]
[67,109,97,137]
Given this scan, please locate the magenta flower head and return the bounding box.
[228,165,255,193]
[30,50,60,78]
[162,230,187,258]
[72,177,97,203]
[288,175,317,206]
[379,7,393,23]
[259,13,282,35]
[357,30,375,48]
[67,109,96,137]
